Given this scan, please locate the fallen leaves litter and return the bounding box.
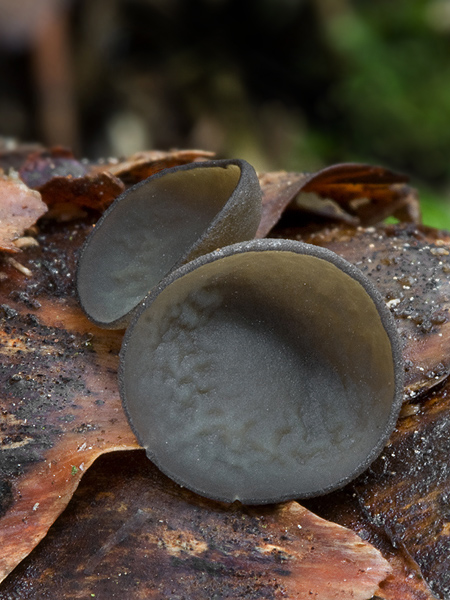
[0,451,391,600]
[0,146,446,598]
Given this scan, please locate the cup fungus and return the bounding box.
[119,238,403,505]
[76,159,262,328]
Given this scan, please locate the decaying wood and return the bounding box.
[0,451,391,600]
[361,380,450,600]
[0,146,447,597]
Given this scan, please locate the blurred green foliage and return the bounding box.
[320,0,450,228]
[316,0,450,187]
[418,187,450,230]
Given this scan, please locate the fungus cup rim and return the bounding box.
[76,158,261,329]
[119,238,404,505]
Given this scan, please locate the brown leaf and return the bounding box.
[0,221,139,582]
[0,173,47,252]
[102,149,216,184]
[257,164,417,238]
[38,171,125,213]
[298,163,418,226]
[0,451,391,599]
[19,148,125,212]
[257,170,309,237]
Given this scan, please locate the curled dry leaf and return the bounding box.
[257,170,309,237]
[0,451,391,600]
[296,163,419,226]
[257,163,419,238]
[0,173,47,253]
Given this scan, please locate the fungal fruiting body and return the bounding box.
[119,239,403,505]
[76,159,262,328]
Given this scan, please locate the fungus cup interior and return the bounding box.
[77,159,261,328]
[120,240,403,505]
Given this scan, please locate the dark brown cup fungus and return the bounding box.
[76,159,262,328]
[119,239,403,505]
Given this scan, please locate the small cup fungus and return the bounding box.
[77,159,262,328]
[119,239,403,504]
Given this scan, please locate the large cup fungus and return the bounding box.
[119,239,403,504]
[77,159,262,328]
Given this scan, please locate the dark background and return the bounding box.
[1,0,450,224]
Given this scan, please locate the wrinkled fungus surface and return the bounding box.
[120,239,403,504]
[77,159,261,328]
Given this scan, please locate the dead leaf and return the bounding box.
[0,220,139,582]
[0,173,47,253]
[257,171,309,237]
[101,149,216,184]
[38,171,125,213]
[0,451,391,600]
[19,149,125,212]
[297,163,419,226]
[257,164,417,238]
[293,191,360,224]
